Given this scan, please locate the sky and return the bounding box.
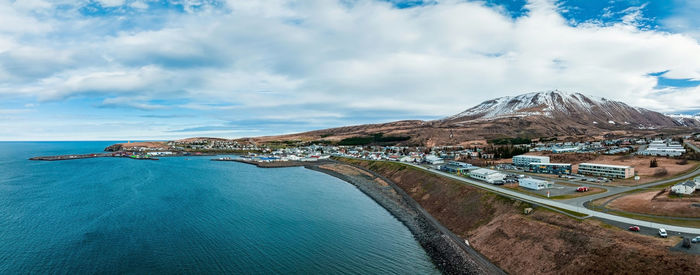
[1,0,700,140]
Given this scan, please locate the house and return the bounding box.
[512,155,550,166]
[638,139,686,157]
[671,181,697,195]
[469,168,506,184]
[400,156,419,163]
[518,178,552,190]
[552,146,579,153]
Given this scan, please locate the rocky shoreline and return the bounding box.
[231,159,501,275]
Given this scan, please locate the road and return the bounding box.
[685,139,700,153]
[495,161,700,208]
[561,167,700,207]
[404,163,700,235]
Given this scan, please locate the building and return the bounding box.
[440,161,475,174]
[424,154,444,165]
[469,168,506,184]
[512,155,550,166]
[526,163,572,175]
[552,147,579,153]
[578,163,634,179]
[518,178,552,190]
[671,180,697,195]
[638,140,686,157]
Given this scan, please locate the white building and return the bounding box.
[469,168,506,184]
[671,181,697,195]
[638,140,686,157]
[424,155,444,165]
[518,178,552,190]
[400,156,419,163]
[578,163,634,179]
[512,155,550,166]
[552,147,580,153]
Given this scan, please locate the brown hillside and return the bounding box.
[338,158,700,274]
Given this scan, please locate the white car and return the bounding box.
[692,236,700,243]
[658,228,667,238]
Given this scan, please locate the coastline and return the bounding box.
[230,159,502,275]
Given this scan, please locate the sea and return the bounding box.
[0,142,438,274]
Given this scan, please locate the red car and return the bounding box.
[629,226,640,232]
[576,186,590,192]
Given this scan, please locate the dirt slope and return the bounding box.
[338,158,700,274]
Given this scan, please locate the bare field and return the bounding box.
[605,189,700,218]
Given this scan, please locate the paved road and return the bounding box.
[685,140,700,153]
[562,167,700,207]
[497,163,700,208]
[404,163,700,235]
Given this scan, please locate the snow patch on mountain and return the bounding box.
[666,113,700,125]
[446,90,640,121]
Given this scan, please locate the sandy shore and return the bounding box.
[232,159,500,275]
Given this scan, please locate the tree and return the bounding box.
[650,158,658,168]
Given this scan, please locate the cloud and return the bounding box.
[98,96,170,110]
[1,0,700,139]
[96,0,126,8]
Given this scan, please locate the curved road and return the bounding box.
[404,163,700,235]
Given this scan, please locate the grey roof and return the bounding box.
[677,181,697,188]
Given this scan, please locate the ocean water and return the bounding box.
[0,142,438,274]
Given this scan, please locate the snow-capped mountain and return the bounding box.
[255,90,697,147]
[444,90,678,127]
[666,113,700,127]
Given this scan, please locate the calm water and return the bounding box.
[0,142,438,274]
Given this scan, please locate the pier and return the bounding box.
[30,153,158,161]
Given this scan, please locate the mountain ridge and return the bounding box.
[251,90,698,146]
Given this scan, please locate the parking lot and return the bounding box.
[597,217,700,255]
[501,173,585,197]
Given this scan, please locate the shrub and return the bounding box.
[652,167,668,177]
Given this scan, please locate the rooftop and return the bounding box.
[579,163,633,169]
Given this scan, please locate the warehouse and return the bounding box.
[518,178,552,190]
[512,155,550,166]
[469,168,506,184]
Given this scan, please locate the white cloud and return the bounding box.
[1,0,700,139]
[96,0,126,8]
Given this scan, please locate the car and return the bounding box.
[658,228,667,238]
[629,226,640,232]
[576,186,590,192]
[692,236,700,243]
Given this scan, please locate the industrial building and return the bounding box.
[526,163,572,175]
[424,154,445,165]
[469,168,506,184]
[578,163,635,179]
[512,155,550,166]
[518,178,552,190]
[440,161,475,174]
